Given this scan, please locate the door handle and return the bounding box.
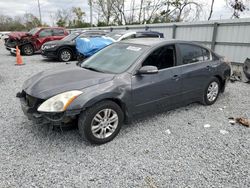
[172,75,180,81]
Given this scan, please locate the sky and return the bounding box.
[0,0,250,25]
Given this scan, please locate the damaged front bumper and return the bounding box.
[18,92,81,126]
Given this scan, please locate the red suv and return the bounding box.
[5,27,69,55]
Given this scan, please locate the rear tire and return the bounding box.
[21,44,34,55]
[58,49,72,62]
[202,77,221,105]
[78,101,124,145]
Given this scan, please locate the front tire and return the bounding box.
[58,49,72,62]
[78,101,124,144]
[202,77,221,105]
[21,44,34,55]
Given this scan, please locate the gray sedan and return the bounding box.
[18,38,231,144]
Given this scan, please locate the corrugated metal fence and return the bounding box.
[69,18,250,64]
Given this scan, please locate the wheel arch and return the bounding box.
[85,98,130,124]
[57,46,74,56]
[71,93,130,124]
[214,75,226,92]
[20,42,35,54]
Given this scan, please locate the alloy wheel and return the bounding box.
[207,81,219,102]
[60,50,71,62]
[23,45,33,55]
[91,108,119,139]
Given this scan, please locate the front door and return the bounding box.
[132,44,183,115]
[36,29,53,49]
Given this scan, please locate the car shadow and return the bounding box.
[28,103,199,145]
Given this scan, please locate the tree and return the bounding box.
[112,0,127,25]
[71,7,87,28]
[228,0,248,18]
[208,0,215,20]
[23,13,42,30]
[55,9,71,27]
[93,0,114,25]
[0,13,42,31]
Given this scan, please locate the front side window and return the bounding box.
[28,28,40,35]
[179,44,211,64]
[39,29,53,38]
[142,45,176,70]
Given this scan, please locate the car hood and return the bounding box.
[23,66,115,99]
[8,32,29,40]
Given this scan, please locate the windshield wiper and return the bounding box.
[82,66,103,73]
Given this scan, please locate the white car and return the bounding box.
[105,30,164,42]
[0,32,10,41]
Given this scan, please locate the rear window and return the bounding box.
[179,44,211,64]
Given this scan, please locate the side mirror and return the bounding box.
[137,66,158,74]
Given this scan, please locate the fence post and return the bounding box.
[211,22,218,51]
[172,24,177,39]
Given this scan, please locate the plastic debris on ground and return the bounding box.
[235,117,250,127]
[228,117,250,127]
[204,124,211,128]
[220,130,229,135]
[165,129,171,134]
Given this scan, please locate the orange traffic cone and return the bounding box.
[15,46,25,66]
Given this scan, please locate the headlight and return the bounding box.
[42,44,57,50]
[37,90,83,112]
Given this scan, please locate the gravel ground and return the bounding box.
[0,41,249,188]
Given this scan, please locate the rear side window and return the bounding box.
[53,29,65,36]
[179,44,211,64]
[39,29,53,38]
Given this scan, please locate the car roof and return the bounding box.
[120,38,209,49]
[108,30,162,35]
[109,30,137,35]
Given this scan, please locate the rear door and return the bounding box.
[177,43,214,101]
[131,44,183,115]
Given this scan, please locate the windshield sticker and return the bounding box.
[126,46,141,51]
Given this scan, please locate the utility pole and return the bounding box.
[37,0,42,24]
[89,0,93,27]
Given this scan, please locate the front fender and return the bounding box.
[67,79,132,112]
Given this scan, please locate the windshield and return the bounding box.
[81,43,148,74]
[28,28,40,35]
[62,32,80,41]
[105,33,122,41]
